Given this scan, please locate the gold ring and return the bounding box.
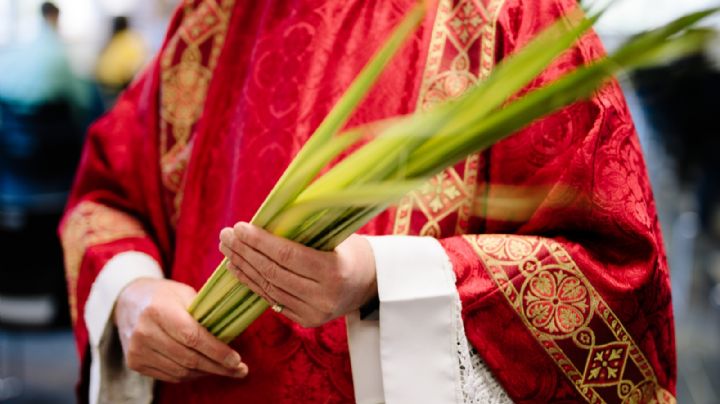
[271,303,284,313]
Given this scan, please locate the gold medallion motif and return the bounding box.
[522,268,592,336]
[466,235,676,403]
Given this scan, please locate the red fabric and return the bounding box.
[59,61,165,370]
[61,0,676,403]
[59,8,185,393]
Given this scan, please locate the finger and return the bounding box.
[224,258,274,303]
[226,259,315,318]
[224,259,306,324]
[140,365,183,383]
[219,234,317,299]
[223,260,314,330]
[222,243,317,309]
[130,349,199,384]
[155,305,244,371]
[145,321,248,378]
[143,347,204,380]
[220,242,279,297]
[140,362,206,383]
[274,304,304,325]
[273,303,326,329]
[229,223,328,279]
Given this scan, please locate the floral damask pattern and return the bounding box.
[593,129,654,231]
[465,235,675,403]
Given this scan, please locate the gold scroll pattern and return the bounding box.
[159,0,235,222]
[393,0,506,237]
[60,201,147,324]
[465,235,676,404]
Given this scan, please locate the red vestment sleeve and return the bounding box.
[436,0,676,402]
[58,62,168,375]
[58,4,231,398]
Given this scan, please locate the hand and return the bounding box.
[219,222,377,328]
[114,278,249,383]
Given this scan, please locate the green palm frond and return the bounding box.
[190,3,719,341]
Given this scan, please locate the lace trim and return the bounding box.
[448,268,512,404]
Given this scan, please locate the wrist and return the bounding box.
[113,277,156,325]
[338,235,378,313]
[357,236,378,310]
[86,251,163,335]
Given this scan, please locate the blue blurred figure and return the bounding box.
[0,1,100,214]
[0,2,100,328]
[0,2,91,116]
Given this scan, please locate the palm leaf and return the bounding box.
[188,5,719,342]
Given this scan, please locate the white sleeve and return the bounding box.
[84,251,163,404]
[346,236,512,404]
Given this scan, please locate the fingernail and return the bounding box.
[224,352,241,368]
[220,228,233,241]
[233,364,249,378]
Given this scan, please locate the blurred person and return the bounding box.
[0,0,99,199]
[42,1,60,29]
[95,16,147,100]
[0,2,90,115]
[0,2,96,330]
[60,1,677,403]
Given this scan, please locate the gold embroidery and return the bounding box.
[161,47,212,138]
[393,0,507,236]
[416,170,470,237]
[582,342,630,387]
[465,235,676,404]
[60,201,146,323]
[159,0,236,221]
[523,268,592,335]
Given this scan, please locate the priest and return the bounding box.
[60,0,676,402]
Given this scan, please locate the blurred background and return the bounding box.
[0,0,175,402]
[0,0,719,403]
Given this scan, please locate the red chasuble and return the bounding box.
[60,0,676,402]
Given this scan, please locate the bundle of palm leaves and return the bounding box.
[189,2,718,342]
